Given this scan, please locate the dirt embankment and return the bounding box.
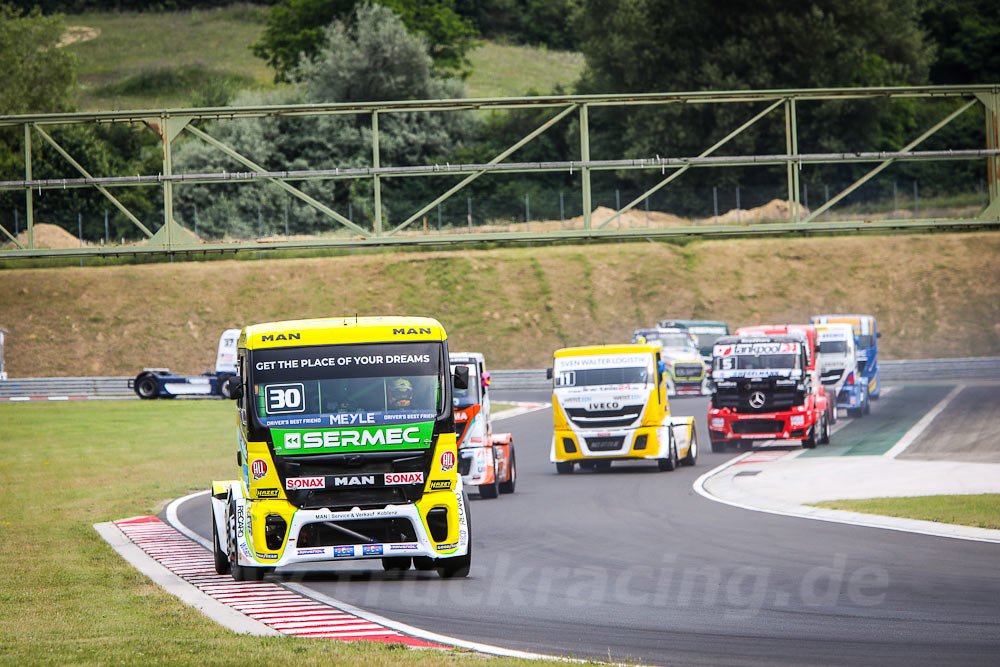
[1,232,998,377]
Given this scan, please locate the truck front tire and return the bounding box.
[134,373,158,399]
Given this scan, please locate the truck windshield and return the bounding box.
[250,342,443,426]
[715,354,800,371]
[818,340,847,353]
[556,366,650,387]
[858,335,875,349]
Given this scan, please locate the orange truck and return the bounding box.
[450,352,516,498]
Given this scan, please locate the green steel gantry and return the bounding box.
[0,85,998,258]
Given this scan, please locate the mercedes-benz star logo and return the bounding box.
[749,391,766,409]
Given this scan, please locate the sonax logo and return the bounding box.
[385,472,424,485]
[286,477,325,490]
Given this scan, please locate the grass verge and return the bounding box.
[811,495,1000,530]
[0,400,543,665]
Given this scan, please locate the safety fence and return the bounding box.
[2,358,999,399]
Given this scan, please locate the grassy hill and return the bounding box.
[2,232,998,377]
[64,5,585,111]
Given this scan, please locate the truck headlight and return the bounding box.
[711,417,725,429]
[790,415,805,427]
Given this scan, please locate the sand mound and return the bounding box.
[3,223,91,249]
[58,26,101,48]
[709,199,810,224]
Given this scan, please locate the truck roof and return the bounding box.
[242,316,446,349]
[554,343,660,358]
[450,351,484,362]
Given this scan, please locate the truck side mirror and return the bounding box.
[222,375,243,400]
[453,365,469,390]
[876,332,882,339]
[658,360,666,374]
[546,367,553,380]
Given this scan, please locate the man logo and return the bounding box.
[284,432,301,449]
[749,391,766,409]
[261,333,300,341]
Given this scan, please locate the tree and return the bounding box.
[174,3,475,239]
[573,0,936,212]
[251,0,477,82]
[0,3,75,115]
[923,0,1000,85]
[453,0,582,50]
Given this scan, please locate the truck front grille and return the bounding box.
[731,419,784,434]
[585,436,626,451]
[712,381,801,413]
[674,363,704,379]
[565,405,644,429]
[297,517,418,548]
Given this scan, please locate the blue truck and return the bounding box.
[131,329,240,399]
[811,314,880,415]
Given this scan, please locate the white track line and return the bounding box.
[165,493,580,661]
[883,384,965,458]
[693,426,1000,544]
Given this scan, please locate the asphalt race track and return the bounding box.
[174,388,1000,666]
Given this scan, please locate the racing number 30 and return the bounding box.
[266,383,305,414]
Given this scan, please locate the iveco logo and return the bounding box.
[749,392,766,409]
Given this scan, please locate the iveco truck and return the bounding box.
[210,317,471,581]
[549,343,698,473]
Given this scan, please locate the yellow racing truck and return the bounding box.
[210,317,471,580]
[548,343,699,473]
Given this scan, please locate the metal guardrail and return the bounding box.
[0,376,134,399]
[879,357,1000,381]
[1,358,999,398]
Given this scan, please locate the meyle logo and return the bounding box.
[385,472,424,485]
[392,327,432,335]
[286,476,325,490]
[261,333,300,341]
[251,459,268,481]
[332,475,376,487]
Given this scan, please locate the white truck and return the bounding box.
[814,323,860,416]
[131,329,241,399]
